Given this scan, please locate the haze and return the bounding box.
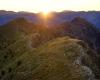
[0,0,100,13]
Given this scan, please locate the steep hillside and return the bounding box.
[50,17,100,53]
[0,17,55,49]
[0,18,34,50]
[71,17,100,53]
[0,35,99,80]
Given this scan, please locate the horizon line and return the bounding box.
[0,9,100,14]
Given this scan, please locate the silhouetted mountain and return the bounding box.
[48,11,100,29]
[0,10,100,29]
[0,10,40,25]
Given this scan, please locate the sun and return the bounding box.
[39,8,53,20]
[41,9,51,19]
[42,8,50,16]
[43,11,49,16]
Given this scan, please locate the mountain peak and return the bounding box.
[3,17,36,29]
[71,17,93,27]
[7,17,30,25]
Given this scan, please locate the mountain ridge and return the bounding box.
[0,13,100,80]
[0,10,100,28]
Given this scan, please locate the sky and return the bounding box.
[0,0,100,13]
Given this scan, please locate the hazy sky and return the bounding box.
[0,0,100,13]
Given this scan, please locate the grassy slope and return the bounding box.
[0,34,95,80]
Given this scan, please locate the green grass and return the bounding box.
[0,36,90,80]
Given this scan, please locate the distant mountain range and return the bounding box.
[0,10,100,80]
[0,10,100,29]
